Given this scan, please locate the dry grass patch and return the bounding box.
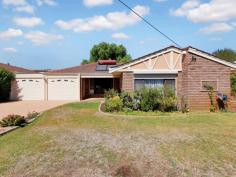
[0,102,236,177]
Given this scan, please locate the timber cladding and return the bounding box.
[180,52,232,111]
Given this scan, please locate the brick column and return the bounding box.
[122,72,134,92]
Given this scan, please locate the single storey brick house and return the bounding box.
[1,46,236,111]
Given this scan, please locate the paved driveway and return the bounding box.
[0,101,73,120]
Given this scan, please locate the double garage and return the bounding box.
[11,74,80,101]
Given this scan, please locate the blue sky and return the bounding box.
[0,0,236,69]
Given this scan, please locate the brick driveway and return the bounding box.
[0,101,73,120]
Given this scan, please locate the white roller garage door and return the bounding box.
[48,78,79,100]
[15,79,44,100]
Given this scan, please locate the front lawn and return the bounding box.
[0,102,235,177]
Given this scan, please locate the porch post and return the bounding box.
[44,75,48,101]
[77,74,81,101]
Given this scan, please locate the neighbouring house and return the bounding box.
[1,46,236,111]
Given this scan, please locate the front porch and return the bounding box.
[81,78,120,100]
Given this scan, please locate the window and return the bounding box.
[135,79,175,91]
[202,81,217,91]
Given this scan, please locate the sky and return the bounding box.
[0,0,236,69]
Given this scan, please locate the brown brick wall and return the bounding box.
[121,72,134,92]
[230,100,236,112]
[180,53,232,111]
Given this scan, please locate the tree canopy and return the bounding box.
[81,42,131,65]
[0,68,15,102]
[213,48,236,63]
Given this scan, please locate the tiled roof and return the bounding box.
[0,63,36,74]
[47,63,98,74]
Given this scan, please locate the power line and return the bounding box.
[116,0,181,48]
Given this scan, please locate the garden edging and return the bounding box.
[98,101,191,118]
[0,113,41,136]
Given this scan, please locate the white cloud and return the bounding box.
[0,28,23,39]
[112,32,130,40]
[14,4,34,14]
[154,0,167,2]
[55,5,150,33]
[17,41,24,45]
[24,31,63,45]
[3,0,34,14]
[232,22,236,27]
[171,0,236,23]
[170,0,200,17]
[200,23,234,34]
[13,17,44,27]
[83,0,113,7]
[2,47,18,53]
[139,40,145,45]
[2,0,26,6]
[36,0,57,6]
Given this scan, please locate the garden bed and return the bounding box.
[0,112,40,136]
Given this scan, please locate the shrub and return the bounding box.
[158,96,177,112]
[181,96,189,113]
[231,74,236,96]
[0,115,26,127]
[104,89,119,100]
[0,68,15,102]
[139,87,177,112]
[157,87,177,112]
[204,85,217,112]
[138,87,160,112]
[120,91,133,109]
[104,87,177,113]
[26,111,39,120]
[133,91,142,110]
[105,96,123,112]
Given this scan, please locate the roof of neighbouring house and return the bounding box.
[0,63,37,74]
[47,60,117,74]
[47,63,97,74]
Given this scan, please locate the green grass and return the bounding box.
[0,101,236,177]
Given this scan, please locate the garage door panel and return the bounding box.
[13,79,44,100]
[48,79,79,100]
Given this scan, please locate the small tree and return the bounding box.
[81,59,90,65]
[231,74,236,96]
[0,68,15,102]
[204,85,217,112]
[89,42,131,63]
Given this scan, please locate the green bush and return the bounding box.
[0,115,26,127]
[133,91,142,110]
[231,74,236,96]
[0,68,15,102]
[139,87,162,112]
[104,87,177,113]
[181,96,189,113]
[204,85,217,112]
[156,87,177,112]
[120,91,133,109]
[26,112,39,120]
[105,96,123,112]
[104,89,119,100]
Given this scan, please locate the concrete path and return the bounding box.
[0,101,73,120]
